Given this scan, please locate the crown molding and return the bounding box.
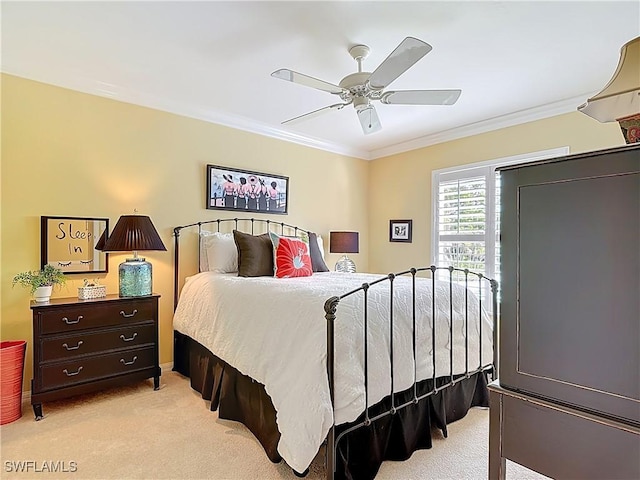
[179,104,371,160]
[1,68,371,160]
[2,69,594,162]
[368,93,594,159]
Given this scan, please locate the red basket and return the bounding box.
[0,341,27,425]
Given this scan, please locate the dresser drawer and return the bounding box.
[39,346,156,391]
[38,299,155,335]
[40,323,156,362]
[30,294,160,419]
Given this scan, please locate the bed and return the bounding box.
[171,218,497,480]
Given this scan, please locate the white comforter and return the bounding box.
[172,271,493,473]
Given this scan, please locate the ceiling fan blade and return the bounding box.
[282,103,348,125]
[271,69,346,95]
[356,104,381,135]
[381,89,462,105]
[368,37,432,90]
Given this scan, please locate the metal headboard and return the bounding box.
[172,217,311,309]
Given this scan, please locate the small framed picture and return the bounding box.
[389,219,412,243]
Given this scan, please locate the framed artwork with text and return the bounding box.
[41,216,109,274]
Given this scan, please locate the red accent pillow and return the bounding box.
[269,232,313,278]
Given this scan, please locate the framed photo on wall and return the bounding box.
[41,216,109,274]
[206,164,289,215]
[389,219,412,243]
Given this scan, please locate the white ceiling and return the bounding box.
[2,1,639,160]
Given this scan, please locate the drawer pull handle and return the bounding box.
[120,309,138,318]
[62,341,84,351]
[120,356,138,366]
[120,333,138,342]
[62,315,84,325]
[63,366,83,377]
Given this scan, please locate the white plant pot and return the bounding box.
[34,285,53,303]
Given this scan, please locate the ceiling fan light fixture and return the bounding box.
[353,96,369,110]
[272,36,460,134]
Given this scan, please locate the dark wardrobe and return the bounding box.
[488,143,640,479]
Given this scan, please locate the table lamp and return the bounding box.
[330,231,359,273]
[94,229,107,251]
[101,214,166,297]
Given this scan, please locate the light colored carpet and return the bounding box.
[0,371,547,479]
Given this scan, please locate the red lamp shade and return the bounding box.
[330,231,359,254]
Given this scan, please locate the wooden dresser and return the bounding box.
[489,144,639,479]
[30,294,161,419]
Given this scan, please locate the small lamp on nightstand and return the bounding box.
[101,214,166,297]
[330,231,359,273]
[94,229,108,251]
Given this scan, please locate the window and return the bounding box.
[431,147,568,301]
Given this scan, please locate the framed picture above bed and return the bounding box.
[206,164,289,215]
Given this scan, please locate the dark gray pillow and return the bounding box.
[308,232,329,272]
[233,230,274,277]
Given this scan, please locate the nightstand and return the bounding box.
[30,294,161,420]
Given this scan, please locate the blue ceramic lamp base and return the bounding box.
[119,258,153,297]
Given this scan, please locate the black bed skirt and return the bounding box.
[173,331,490,480]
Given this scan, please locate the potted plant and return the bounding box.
[12,265,66,302]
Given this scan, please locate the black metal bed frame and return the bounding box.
[323,266,497,480]
[172,218,498,480]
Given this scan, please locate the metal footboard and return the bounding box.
[323,266,498,480]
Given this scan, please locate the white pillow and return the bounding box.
[316,234,325,260]
[200,232,238,273]
[199,232,212,272]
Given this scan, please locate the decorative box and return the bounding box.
[78,285,107,300]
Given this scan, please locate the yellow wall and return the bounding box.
[367,112,626,274]
[1,73,628,390]
[1,74,370,385]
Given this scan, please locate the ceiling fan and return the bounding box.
[271,37,461,135]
